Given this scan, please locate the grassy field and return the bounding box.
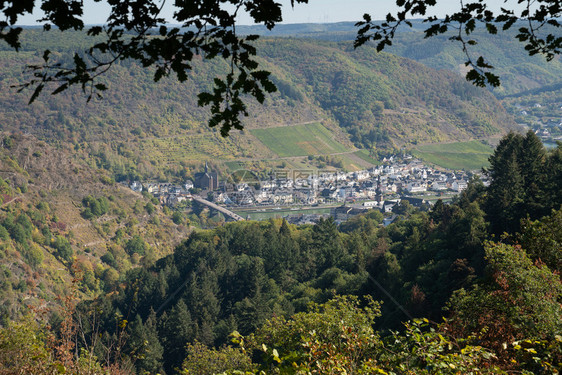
[353,150,380,165]
[250,122,348,157]
[340,154,366,171]
[412,140,493,170]
[224,161,244,171]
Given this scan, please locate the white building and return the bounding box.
[406,182,427,193]
[430,181,448,191]
[452,180,468,192]
[130,181,143,192]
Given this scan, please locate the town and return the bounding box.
[124,156,488,224]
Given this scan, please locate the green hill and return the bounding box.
[0,132,187,319]
[0,30,517,180]
[385,26,562,96]
[232,21,562,97]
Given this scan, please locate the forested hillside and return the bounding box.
[0,132,188,322]
[2,132,559,374]
[0,30,518,181]
[386,26,562,97]
[233,21,562,97]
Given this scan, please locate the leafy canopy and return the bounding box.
[1,0,560,134]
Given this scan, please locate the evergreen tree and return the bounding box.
[263,221,282,277]
[486,133,525,234]
[159,299,194,374]
[279,219,291,237]
[312,217,346,273]
[519,130,547,218]
[519,208,562,272]
[126,312,164,375]
[545,144,562,211]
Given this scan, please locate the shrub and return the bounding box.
[125,235,147,255]
[52,235,73,262]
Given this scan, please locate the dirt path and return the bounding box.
[257,120,321,129]
[83,240,105,247]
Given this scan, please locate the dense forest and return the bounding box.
[1,131,560,374]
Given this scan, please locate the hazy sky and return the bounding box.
[17,0,516,26]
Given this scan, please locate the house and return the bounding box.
[273,190,293,204]
[321,188,338,199]
[354,170,370,181]
[319,171,337,182]
[278,179,293,189]
[383,165,395,174]
[130,181,143,192]
[211,191,226,203]
[363,200,380,208]
[260,180,276,189]
[337,187,353,200]
[144,183,159,194]
[430,181,448,191]
[364,187,377,199]
[370,166,383,176]
[351,190,366,199]
[386,183,398,193]
[331,205,368,222]
[452,180,468,192]
[167,194,190,206]
[406,182,428,194]
[401,196,427,207]
[255,189,273,203]
[383,201,397,213]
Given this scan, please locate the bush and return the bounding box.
[100,252,118,269]
[52,235,73,262]
[81,195,109,219]
[125,235,147,255]
[0,225,9,241]
[145,202,155,215]
[23,243,43,268]
[171,211,183,225]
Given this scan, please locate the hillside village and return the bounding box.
[124,155,487,222]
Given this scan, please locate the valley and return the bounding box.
[0,16,560,375]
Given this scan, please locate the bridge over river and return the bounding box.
[191,196,245,221]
